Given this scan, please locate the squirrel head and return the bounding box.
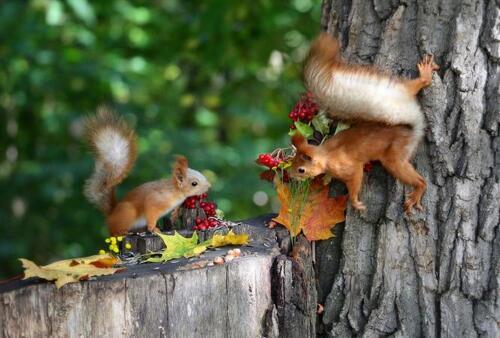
[290,135,324,179]
[172,155,211,197]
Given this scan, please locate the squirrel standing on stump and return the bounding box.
[291,33,439,213]
[83,107,211,236]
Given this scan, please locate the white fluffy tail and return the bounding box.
[304,33,425,155]
[83,107,137,214]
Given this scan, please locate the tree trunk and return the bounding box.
[316,0,499,337]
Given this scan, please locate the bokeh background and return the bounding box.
[0,0,321,278]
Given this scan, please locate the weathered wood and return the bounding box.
[0,216,285,338]
[271,235,317,338]
[318,1,500,337]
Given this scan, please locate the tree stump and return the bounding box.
[0,216,318,338]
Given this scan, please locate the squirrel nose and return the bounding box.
[298,168,305,174]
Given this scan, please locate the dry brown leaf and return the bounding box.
[21,254,122,288]
[273,180,347,241]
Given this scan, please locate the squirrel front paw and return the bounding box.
[417,55,439,82]
[351,200,366,211]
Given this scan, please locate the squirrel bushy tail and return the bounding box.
[304,33,424,156]
[83,107,137,214]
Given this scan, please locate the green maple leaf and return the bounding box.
[311,111,331,135]
[334,121,350,135]
[146,231,207,263]
[294,121,314,138]
[146,230,249,263]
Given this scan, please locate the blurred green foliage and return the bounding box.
[0,0,320,278]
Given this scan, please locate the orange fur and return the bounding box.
[305,33,439,99]
[84,109,211,236]
[294,33,439,213]
[105,157,187,235]
[83,107,137,214]
[104,156,210,236]
[304,33,439,157]
[291,123,427,213]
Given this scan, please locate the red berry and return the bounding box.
[364,162,374,172]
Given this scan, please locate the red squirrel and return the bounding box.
[83,108,211,235]
[291,33,439,213]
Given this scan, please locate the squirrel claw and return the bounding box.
[404,199,424,214]
[148,226,161,234]
[419,54,439,72]
[352,201,366,211]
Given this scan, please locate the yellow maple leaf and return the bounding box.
[273,180,347,241]
[208,230,249,247]
[20,254,122,289]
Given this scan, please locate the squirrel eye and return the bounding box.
[191,181,198,187]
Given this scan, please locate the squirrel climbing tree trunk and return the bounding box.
[316,0,499,337]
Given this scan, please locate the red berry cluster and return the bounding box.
[182,193,209,209]
[200,201,217,217]
[194,217,220,231]
[257,153,282,169]
[288,92,319,123]
[182,193,220,231]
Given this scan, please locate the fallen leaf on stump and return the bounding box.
[209,231,249,247]
[20,254,122,289]
[273,180,347,241]
[147,230,249,263]
[147,232,207,263]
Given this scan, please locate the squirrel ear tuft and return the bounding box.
[173,155,188,188]
[291,134,315,157]
[291,134,306,148]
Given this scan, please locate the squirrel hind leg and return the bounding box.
[145,210,162,233]
[381,159,426,213]
[403,55,440,96]
[342,164,366,211]
[107,202,138,236]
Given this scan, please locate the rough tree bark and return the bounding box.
[316,0,499,337]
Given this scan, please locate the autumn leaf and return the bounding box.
[207,230,249,247]
[311,111,331,135]
[20,254,122,289]
[146,231,207,263]
[147,230,249,263]
[273,179,303,237]
[333,121,350,135]
[294,121,314,138]
[273,180,347,241]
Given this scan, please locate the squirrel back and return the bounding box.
[304,33,425,155]
[83,107,137,214]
